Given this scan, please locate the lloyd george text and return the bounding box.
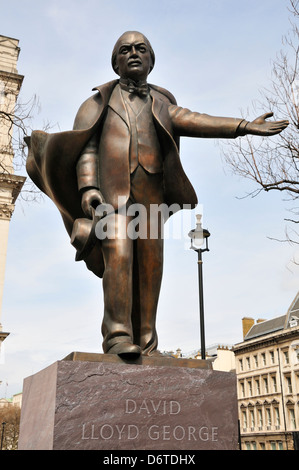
[81,399,219,442]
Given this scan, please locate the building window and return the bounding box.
[239,359,243,371]
[284,350,289,365]
[261,353,266,366]
[248,380,252,397]
[285,376,293,394]
[246,357,251,369]
[254,355,258,368]
[242,410,247,430]
[270,441,277,450]
[245,441,251,450]
[250,410,255,430]
[289,408,296,430]
[255,379,260,395]
[240,381,245,398]
[266,408,272,428]
[278,441,284,450]
[263,377,269,394]
[258,409,263,429]
[259,442,266,450]
[272,375,277,393]
[270,350,275,364]
[274,407,280,428]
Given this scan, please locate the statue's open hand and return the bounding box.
[81,188,105,218]
[246,112,289,136]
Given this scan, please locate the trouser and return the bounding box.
[100,166,165,355]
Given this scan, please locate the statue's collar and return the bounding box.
[119,78,149,97]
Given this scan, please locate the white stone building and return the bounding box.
[234,291,299,450]
[0,35,25,351]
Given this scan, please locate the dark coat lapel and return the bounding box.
[107,84,130,127]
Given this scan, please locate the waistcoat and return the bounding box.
[122,89,163,174]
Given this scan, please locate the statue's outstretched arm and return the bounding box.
[169,105,288,139]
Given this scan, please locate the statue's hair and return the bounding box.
[111,31,155,75]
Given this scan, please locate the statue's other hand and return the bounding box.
[81,188,106,218]
[246,112,289,136]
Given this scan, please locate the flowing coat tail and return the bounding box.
[25,128,105,278]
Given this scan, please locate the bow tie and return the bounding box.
[119,79,149,97]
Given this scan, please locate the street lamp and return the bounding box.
[188,214,210,360]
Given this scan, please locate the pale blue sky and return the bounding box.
[1,0,299,397]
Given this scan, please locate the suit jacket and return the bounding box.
[74,80,198,211]
[25,79,244,277]
[74,80,244,210]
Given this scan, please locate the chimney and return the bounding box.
[242,317,255,339]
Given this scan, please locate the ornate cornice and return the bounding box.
[0,330,9,342]
[0,69,24,90]
[0,202,15,219]
[0,173,26,203]
[233,327,299,355]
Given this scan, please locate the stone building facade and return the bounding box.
[0,35,25,350]
[234,292,299,450]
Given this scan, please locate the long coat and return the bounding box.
[26,79,243,277]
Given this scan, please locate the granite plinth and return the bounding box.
[18,352,238,450]
[63,350,211,369]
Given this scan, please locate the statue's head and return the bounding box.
[111,31,155,81]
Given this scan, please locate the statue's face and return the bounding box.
[114,32,153,81]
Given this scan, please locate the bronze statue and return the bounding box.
[26,31,288,359]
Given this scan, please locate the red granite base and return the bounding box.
[18,353,238,450]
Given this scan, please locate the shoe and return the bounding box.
[107,342,141,359]
[142,349,172,357]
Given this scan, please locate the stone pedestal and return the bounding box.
[18,352,238,450]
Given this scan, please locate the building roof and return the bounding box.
[245,315,286,340]
[244,291,299,341]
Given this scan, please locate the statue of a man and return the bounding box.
[26,31,288,359]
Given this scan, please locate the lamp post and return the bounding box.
[188,214,210,360]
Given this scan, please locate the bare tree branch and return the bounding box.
[221,0,299,242]
[0,74,51,202]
